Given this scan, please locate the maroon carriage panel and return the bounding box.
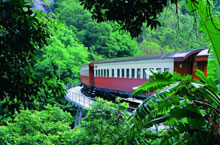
[80,75,90,86]
[94,77,148,93]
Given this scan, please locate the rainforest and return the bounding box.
[0,0,219,144]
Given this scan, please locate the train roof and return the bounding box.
[91,49,206,64]
[196,49,209,57]
[195,49,209,61]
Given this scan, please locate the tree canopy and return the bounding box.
[0,99,129,145]
[54,0,141,59]
[0,104,75,144]
[0,0,64,114]
[137,1,209,54]
[34,24,89,83]
[80,0,180,37]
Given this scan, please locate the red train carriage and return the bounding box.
[80,64,94,87]
[192,49,209,79]
[80,49,208,98]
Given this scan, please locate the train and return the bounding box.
[80,49,209,99]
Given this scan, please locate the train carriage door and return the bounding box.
[187,55,194,75]
[89,65,95,87]
[173,49,204,76]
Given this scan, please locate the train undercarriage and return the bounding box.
[81,83,143,112]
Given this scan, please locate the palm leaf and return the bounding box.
[196,69,219,93]
[118,80,183,144]
[119,69,220,144]
[133,71,182,95]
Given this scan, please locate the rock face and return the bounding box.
[32,0,55,13]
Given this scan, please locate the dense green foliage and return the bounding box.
[0,0,66,115]
[80,0,212,54]
[33,0,142,84]
[0,105,75,144]
[137,1,209,54]
[72,98,129,144]
[54,0,141,59]
[120,70,220,144]
[80,0,178,37]
[34,24,89,84]
[0,99,129,145]
[0,0,141,117]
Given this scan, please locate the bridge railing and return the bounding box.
[66,90,94,109]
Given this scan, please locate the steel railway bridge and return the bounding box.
[65,86,143,126]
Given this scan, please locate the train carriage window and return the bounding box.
[122,69,125,78]
[164,68,170,72]
[137,68,141,78]
[156,68,162,71]
[96,70,98,76]
[107,69,109,77]
[131,68,135,78]
[98,70,100,77]
[112,69,114,77]
[117,69,120,77]
[126,69,130,78]
[101,69,103,77]
[143,68,147,79]
[104,69,106,77]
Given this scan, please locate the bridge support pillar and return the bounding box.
[74,106,80,127]
[74,105,86,127]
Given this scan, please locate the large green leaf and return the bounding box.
[185,0,220,79]
[196,69,219,93]
[207,48,219,79]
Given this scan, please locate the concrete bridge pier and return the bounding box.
[74,105,87,127]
